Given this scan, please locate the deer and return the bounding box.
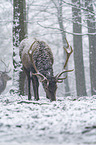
[0,61,11,94]
[19,38,73,101]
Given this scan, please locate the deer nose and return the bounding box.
[50,96,56,101]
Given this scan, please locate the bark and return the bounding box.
[72,0,87,96]
[13,0,27,95]
[85,0,96,95]
[54,0,71,96]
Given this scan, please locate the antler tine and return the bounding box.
[64,39,73,69]
[56,75,67,83]
[1,60,7,72]
[65,37,69,48]
[56,69,74,78]
[0,60,11,73]
[28,41,48,83]
[5,68,11,73]
[32,72,49,87]
[31,47,38,73]
[28,41,38,73]
[32,72,47,82]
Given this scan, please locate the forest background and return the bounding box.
[0,0,96,98]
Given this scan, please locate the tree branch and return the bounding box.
[62,0,95,15]
[37,21,96,36]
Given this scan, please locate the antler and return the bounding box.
[63,38,73,69]
[56,38,73,82]
[0,60,11,73]
[28,41,49,84]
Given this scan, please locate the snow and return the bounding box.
[0,93,96,144]
[0,0,96,144]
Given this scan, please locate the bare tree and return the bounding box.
[72,0,87,96]
[85,0,96,95]
[13,0,27,95]
[51,0,71,96]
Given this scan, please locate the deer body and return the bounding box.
[19,38,73,101]
[0,60,11,95]
[19,38,57,101]
[0,72,11,94]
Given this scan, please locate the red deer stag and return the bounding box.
[0,61,11,94]
[19,38,73,101]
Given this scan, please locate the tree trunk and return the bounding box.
[13,0,27,95]
[85,0,96,95]
[57,0,71,96]
[72,0,87,96]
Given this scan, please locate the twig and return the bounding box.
[17,100,50,105]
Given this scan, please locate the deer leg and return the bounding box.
[23,66,31,100]
[28,74,31,100]
[32,75,39,100]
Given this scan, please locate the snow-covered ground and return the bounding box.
[0,1,96,145]
[0,93,96,145]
